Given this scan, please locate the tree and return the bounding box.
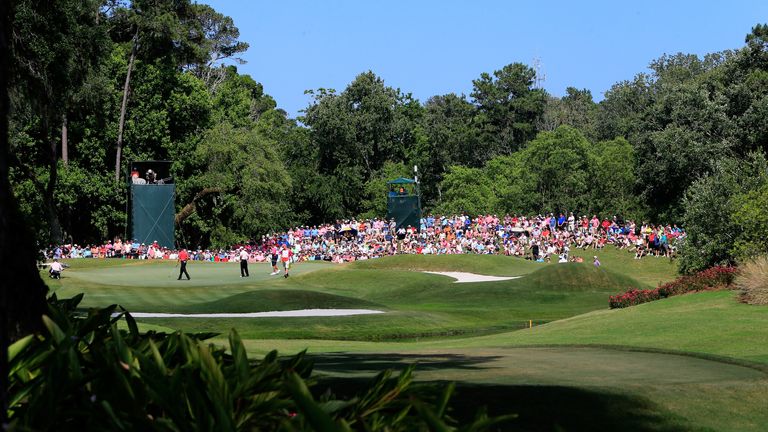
[539,87,598,140]
[302,72,422,218]
[109,0,238,181]
[434,165,497,216]
[186,3,249,92]
[636,125,729,221]
[416,93,479,205]
[589,137,643,218]
[516,126,593,213]
[10,0,111,242]
[679,155,767,273]
[730,181,768,260]
[2,0,50,419]
[471,62,547,157]
[186,122,292,246]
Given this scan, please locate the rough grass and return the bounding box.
[736,256,768,305]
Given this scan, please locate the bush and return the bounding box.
[609,266,738,309]
[735,256,768,305]
[8,294,513,431]
[609,288,661,308]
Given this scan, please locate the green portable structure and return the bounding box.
[131,184,175,248]
[386,177,422,232]
[128,161,175,248]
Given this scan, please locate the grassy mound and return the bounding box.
[349,254,540,275]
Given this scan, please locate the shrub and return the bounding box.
[8,294,514,431]
[609,288,661,309]
[609,266,738,309]
[735,256,768,305]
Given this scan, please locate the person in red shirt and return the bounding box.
[280,244,293,278]
[177,248,191,280]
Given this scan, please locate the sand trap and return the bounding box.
[118,309,384,318]
[423,271,520,283]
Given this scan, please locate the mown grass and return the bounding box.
[53,255,652,340]
[46,249,768,431]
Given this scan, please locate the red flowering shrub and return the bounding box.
[609,288,661,308]
[609,266,737,309]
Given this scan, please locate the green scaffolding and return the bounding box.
[386,177,422,231]
[131,184,175,248]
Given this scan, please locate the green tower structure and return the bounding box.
[127,161,175,249]
[386,177,422,232]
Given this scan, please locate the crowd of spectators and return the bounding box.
[43,213,685,266]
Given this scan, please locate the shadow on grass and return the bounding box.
[310,352,504,374]
[316,378,686,431]
[310,352,689,431]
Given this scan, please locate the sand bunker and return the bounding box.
[119,309,384,318]
[423,271,520,283]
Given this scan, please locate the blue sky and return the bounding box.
[203,0,768,118]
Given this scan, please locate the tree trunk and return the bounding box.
[175,187,224,224]
[1,4,49,421]
[61,112,68,165]
[115,31,138,182]
[43,106,63,244]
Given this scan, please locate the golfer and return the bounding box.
[49,258,64,279]
[270,244,279,275]
[177,248,191,280]
[239,247,249,277]
[280,243,293,278]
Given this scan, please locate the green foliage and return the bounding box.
[416,94,480,205]
[679,155,768,273]
[436,126,643,218]
[300,72,423,219]
[10,0,768,268]
[589,137,644,218]
[434,166,497,215]
[731,182,768,260]
[190,122,292,244]
[471,63,547,156]
[539,88,598,140]
[8,295,511,431]
[517,126,592,213]
[360,161,411,219]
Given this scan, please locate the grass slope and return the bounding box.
[458,290,768,363]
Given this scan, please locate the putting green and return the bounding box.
[65,260,334,288]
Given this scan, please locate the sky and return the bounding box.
[202,0,768,118]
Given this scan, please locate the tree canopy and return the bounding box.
[6,2,768,273]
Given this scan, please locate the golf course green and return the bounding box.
[46,249,768,431]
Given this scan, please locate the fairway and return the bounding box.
[310,346,765,385]
[44,250,768,431]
